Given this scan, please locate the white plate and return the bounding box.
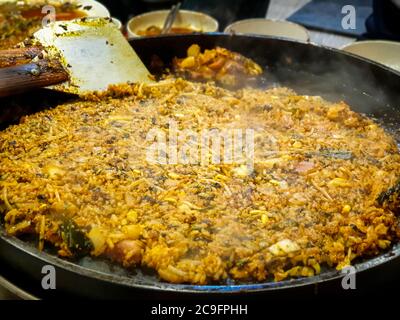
[342,40,400,72]
[127,9,218,38]
[224,18,310,42]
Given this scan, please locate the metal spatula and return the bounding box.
[0,18,152,97]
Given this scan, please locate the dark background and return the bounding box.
[98,0,270,30]
[97,0,400,40]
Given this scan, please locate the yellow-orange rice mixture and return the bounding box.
[1,79,400,284]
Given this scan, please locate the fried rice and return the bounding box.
[0,78,399,284]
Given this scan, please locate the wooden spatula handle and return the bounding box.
[0,61,69,98]
[0,47,43,68]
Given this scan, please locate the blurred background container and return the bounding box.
[126,9,218,37]
[97,0,270,30]
[224,18,309,42]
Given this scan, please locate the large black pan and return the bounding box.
[1,34,400,299]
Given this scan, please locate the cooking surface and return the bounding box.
[266,0,356,48]
[0,275,35,300]
[287,0,373,37]
[0,279,19,300]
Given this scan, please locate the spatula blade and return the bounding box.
[34,18,152,95]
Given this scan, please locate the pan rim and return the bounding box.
[133,32,400,77]
[1,226,400,294]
